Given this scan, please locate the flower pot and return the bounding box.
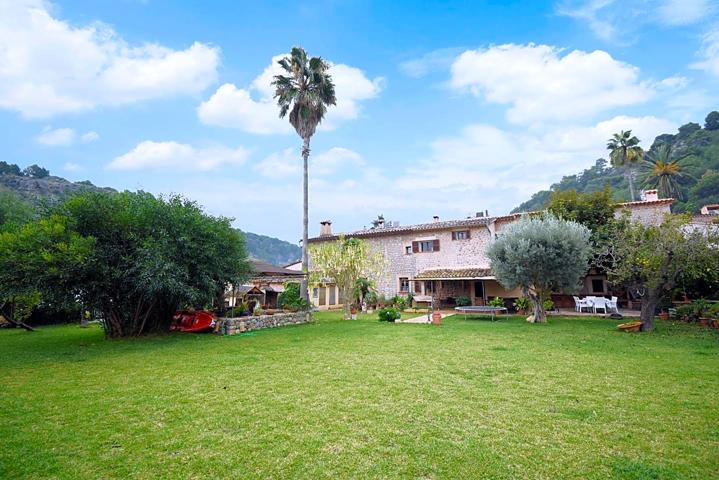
[618,321,642,332]
[658,312,670,321]
[517,309,527,316]
[432,312,442,326]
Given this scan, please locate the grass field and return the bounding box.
[1,311,718,479]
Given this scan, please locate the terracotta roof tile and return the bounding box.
[415,268,493,280]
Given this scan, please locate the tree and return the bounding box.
[0,191,34,232]
[353,277,374,309]
[272,47,337,302]
[52,191,251,337]
[22,164,50,178]
[607,215,719,331]
[547,187,614,232]
[309,236,385,320]
[677,122,701,138]
[705,111,719,131]
[607,130,644,201]
[0,161,21,176]
[641,144,689,199]
[487,215,592,323]
[370,214,385,229]
[689,171,719,208]
[0,215,94,331]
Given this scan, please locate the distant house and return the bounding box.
[307,190,674,310]
[226,260,305,309]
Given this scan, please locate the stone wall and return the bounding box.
[220,312,309,335]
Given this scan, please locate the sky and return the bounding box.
[1,0,718,243]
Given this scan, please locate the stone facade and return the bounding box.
[308,198,675,306]
[220,312,309,335]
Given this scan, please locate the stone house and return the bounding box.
[307,190,673,309]
[285,259,343,310]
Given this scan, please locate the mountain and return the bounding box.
[0,165,300,266]
[512,112,719,214]
[241,231,300,266]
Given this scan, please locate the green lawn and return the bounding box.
[1,312,718,479]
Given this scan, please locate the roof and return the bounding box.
[614,198,674,208]
[415,268,493,280]
[249,260,304,277]
[308,217,492,243]
[308,197,676,243]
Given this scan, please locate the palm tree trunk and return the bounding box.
[627,168,636,201]
[301,136,310,302]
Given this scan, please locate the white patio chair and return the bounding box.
[573,296,591,313]
[606,296,619,313]
[592,297,608,314]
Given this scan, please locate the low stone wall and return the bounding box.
[220,312,310,335]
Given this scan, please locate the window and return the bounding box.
[591,279,605,293]
[405,245,412,255]
[452,230,470,240]
[414,281,422,294]
[399,277,410,292]
[312,288,319,298]
[412,239,440,253]
[425,281,435,294]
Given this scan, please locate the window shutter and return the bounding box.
[412,241,419,253]
[433,239,440,251]
[451,231,456,240]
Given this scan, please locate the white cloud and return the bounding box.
[0,1,219,118]
[449,44,655,125]
[395,115,678,214]
[656,0,714,26]
[399,48,466,78]
[108,141,248,171]
[692,29,719,77]
[557,0,715,41]
[254,146,366,178]
[35,127,99,146]
[198,54,383,134]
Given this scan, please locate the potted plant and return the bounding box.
[513,296,530,315]
[350,305,358,320]
[488,297,505,309]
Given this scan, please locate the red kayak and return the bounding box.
[171,311,216,333]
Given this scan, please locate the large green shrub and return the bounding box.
[278,282,310,311]
[378,307,401,322]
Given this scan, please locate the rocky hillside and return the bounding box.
[513,111,719,214]
[0,166,300,266]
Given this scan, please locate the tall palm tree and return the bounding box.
[607,130,644,201]
[272,47,336,301]
[642,144,689,200]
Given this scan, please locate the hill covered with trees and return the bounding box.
[0,163,299,265]
[513,111,719,214]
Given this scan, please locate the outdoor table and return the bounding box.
[454,306,508,321]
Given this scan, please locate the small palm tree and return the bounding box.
[272,47,336,301]
[642,144,689,200]
[607,130,644,201]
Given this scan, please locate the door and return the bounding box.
[473,281,485,305]
[329,286,336,305]
[319,287,327,306]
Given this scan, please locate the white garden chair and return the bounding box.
[573,296,591,313]
[606,296,619,313]
[592,297,609,314]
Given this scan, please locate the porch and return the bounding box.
[408,268,523,308]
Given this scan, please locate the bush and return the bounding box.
[278,282,310,311]
[488,297,505,308]
[455,296,471,307]
[392,295,409,310]
[378,308,401,322]
[675,304,696,322]
[543,299,555,312]
[365,290,378,307]
[513,296,530,311]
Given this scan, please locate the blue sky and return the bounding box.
[1,0,717,242]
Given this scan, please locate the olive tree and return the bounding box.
[606,215,719,331]
[487,215,592,323]
[309,236,385,320]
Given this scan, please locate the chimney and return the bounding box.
[432,215,440,223]
[319,220,332,236]
[643,189,659,201]
[475,211,484,218]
